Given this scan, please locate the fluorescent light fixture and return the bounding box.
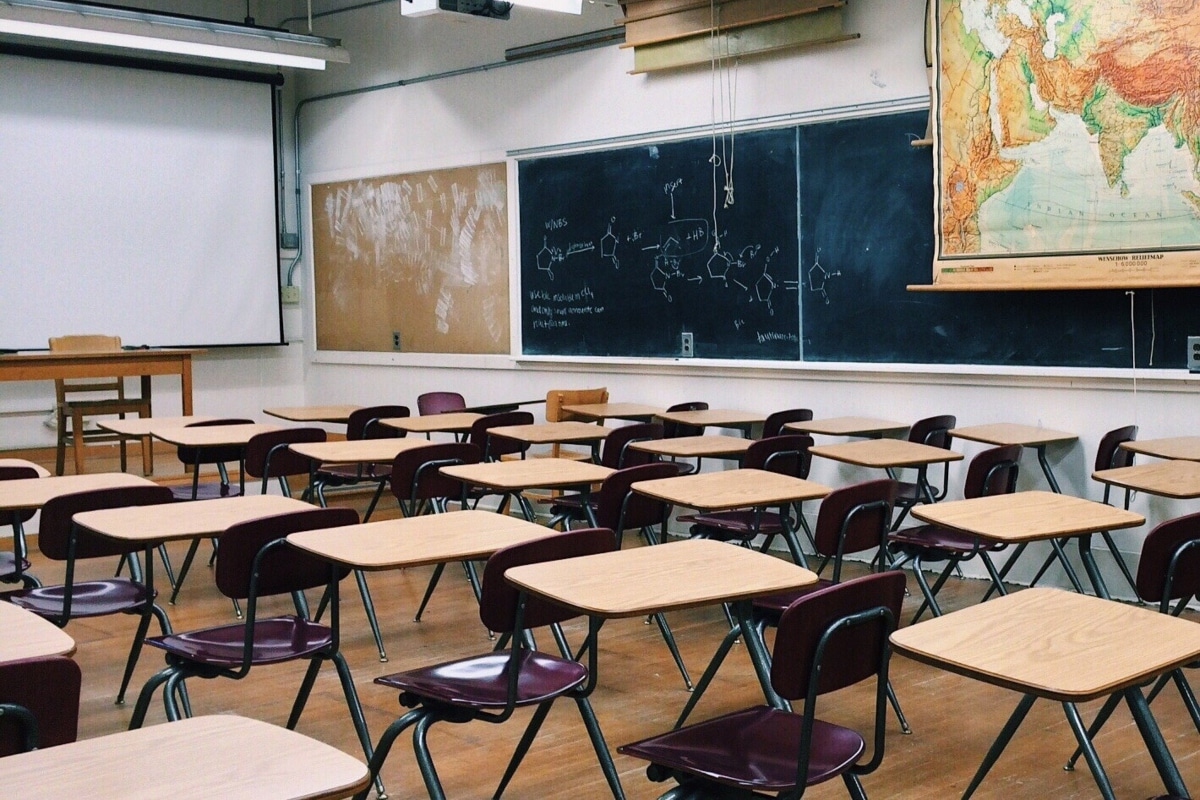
[510,0,582,12]
[0,0,349,70]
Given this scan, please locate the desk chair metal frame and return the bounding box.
[0,655,81,756]
[676,479,909,734]
[890,414,957,531]
[354,527,624,800]
[6,484,176,704]
[618,571,905,800]
[310,404,411,520]
[49,334,153,477]
[887,444,1021,621]
[127,506,384,798]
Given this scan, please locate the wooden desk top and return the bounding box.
[380,412,482,434]
[628,435,752,459]
[441,459,614,491]
[506,538,818,618]
[286,509,554,570]
[1093,459,1200,499]
[632,468,831,511]
[809,438,965,468]
[488,421,612,445]
[0,602,75,662]
[152,423,280,448]
[0,459,49,478]
[784,416,908,437]
[655,409,765,429]
[290,438,432,466]
[0,472,156,511]
[562,402,664,421]
[949,423,1077,447]
[1122,436,1200,462]
[96,416,216,437]
[263,405,361,423]
[0,714,370,799]
[75,495,314,544]
[911,490,1144,544]
[890,588,1200,702]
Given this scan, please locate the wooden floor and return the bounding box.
[10,444,1200,799]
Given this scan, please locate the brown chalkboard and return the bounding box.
[312,164,510,354]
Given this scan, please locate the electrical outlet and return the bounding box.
[1189,336,1200,372]
[392,331,402,351]
[680,331,694,357]
[280,285,300,305]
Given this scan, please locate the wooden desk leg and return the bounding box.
[71,407,87,475]
[140,376,153,475]
[180,355,194,416]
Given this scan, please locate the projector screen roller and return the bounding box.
[0,49,283,350]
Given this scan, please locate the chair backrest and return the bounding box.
[1095,425,1138,471]
[744,434,813,479]
[662,401,708,439]
[216,507,357,600]
[0,465,41,526]
[243,427,327,481]
[175,418,256,466]
[1136,511,1200,606]
[762,408,814,438]
[479,527,616,634]
[346,405,409,441]
[812,479,897,582]
[0,655,81,756]
[417,392,466,416]
[469,411,534,461]
[908,414,956,449]
[48,335,124,397]
[962,444,1021,500]
[38,484,176,561]
[772,570,905,699]
[546,387,609,422]
[599,422,664,469]
[389,442,482,505]
[593,461,685,533]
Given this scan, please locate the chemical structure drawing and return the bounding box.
[807,248,841,304]
[600,220,620,270]
[536,236,595,281]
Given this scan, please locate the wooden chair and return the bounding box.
[543,387,608,460]
[49,335,152,476]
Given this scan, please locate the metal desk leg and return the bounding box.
[1126,685,1190,798]
[1034,444,1062,493]
[962,693,1036,800]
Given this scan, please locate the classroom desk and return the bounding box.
[0,472,156,513]
[286,509,554,607]
[655,408,766,437]
[949,423,1078,493]
[631,468,831,566]
[0,601,76,662]
[0,459,50,478]
[784,416,909,438]
[1122,436,1200,462]
[440,458,615,523]
[809,438,964,471]
[911,490,1144,599]
[505,538,819,716]
[378,412,482,437]
[289,437,432,470]
[487,421,613,461]
[96,416,216,437]
[263,405,362,423]
[561,402,665,422]
[0,714,370,799]
[0,348,201,415]
[890,588,1200,800]
[627,434,752,460]
[151,423,281,451]
[461,398,545,414]
[1092,459,1200,499]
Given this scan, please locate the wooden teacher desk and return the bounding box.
[0,601,75,663]
[0,348,201,415]
[890,588,1199,800]
[911,490,1144,599]
[0,714,370,799]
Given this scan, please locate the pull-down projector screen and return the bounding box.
[0,49,283,350]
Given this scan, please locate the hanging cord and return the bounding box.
[1127,290,1139,425]
[709,0,723,251]
[1148,288,1157,367]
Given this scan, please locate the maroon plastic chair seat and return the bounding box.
[355,528,624,800]
[762,407,814,438]
[417,391,466,416]
[243,427,327,497]
[0,655,81,755]
[888,444,1021,620]
[6,484,175,704]
[146,616,334,666]
[619,572,906,799]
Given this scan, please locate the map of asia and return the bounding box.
[933,0,1200,287]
